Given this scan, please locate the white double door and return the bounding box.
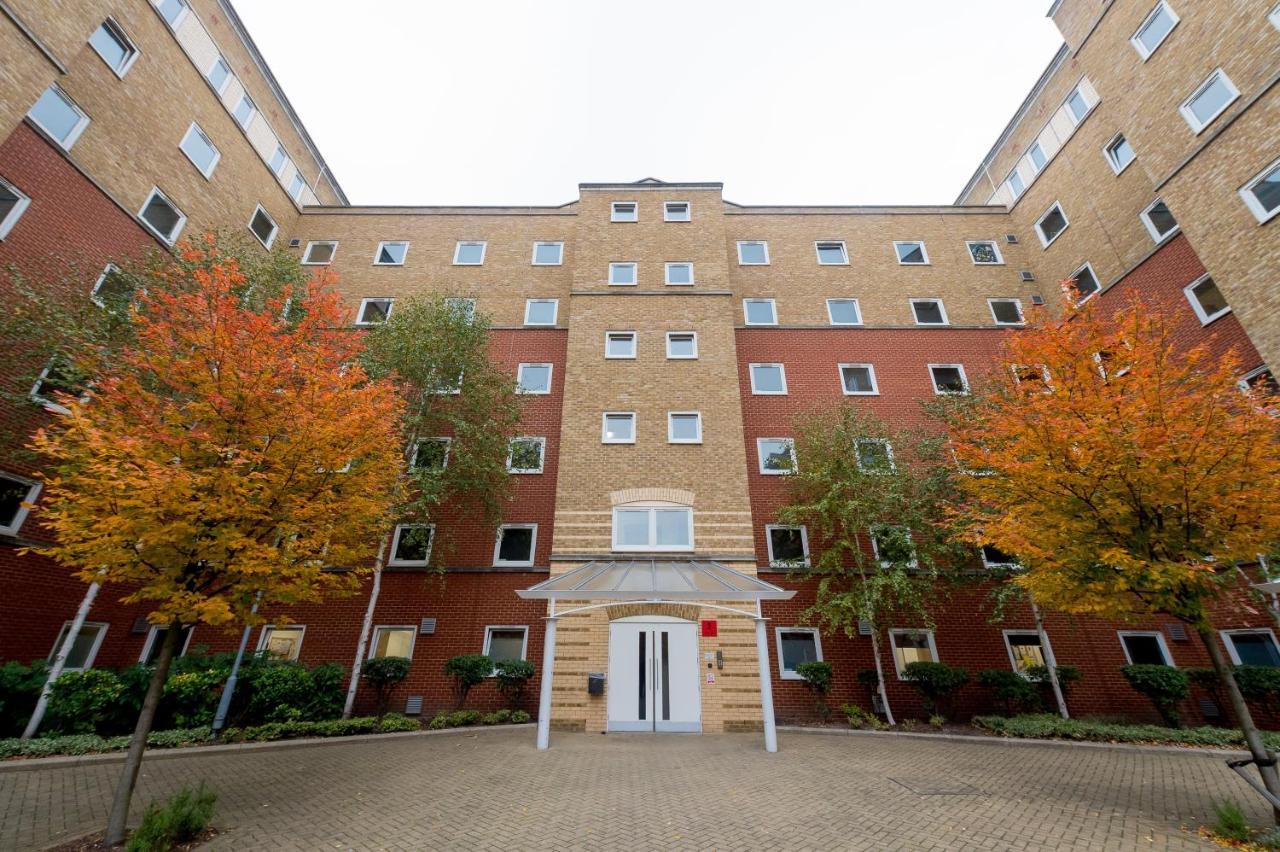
[607,619,701,733]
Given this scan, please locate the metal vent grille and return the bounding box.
[858,619,872,636]
[1005,234,1019,244]
[404,695,423,715]
[132,617,150,634]
[1167,623,1188,641]
[287,238,301,248]
[1020,270,1036,282]
[1199,698,1221,718]
[419,618,437,635]
[1030,295,1046,305]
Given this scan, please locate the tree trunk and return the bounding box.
[104,619,183,846]
[23,579,101,739]
[869,629,896,726]
[343,536,388,719]
[1030,597,1069,720]
[1197,621,1280,823]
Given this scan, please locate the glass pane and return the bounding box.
[932,367,965,392]
[1251,166,1280,214]
[306,243,334,263]
[519,365,550,392]
[842,366,873,393]
[509,439,542,471]
[969,242,998,264]
[1146,202,1178,236]
[1007,634,1044,672]
[1123,634,1167,665]
[55,623,103,669]
[828,300,860,324]
[1138,8,1175,51]
[1067,91,1089,121]
[611,264,635,284]
[894,632,933,666]
[667,264,692,284]
[770,528,806,564]
[1072,267,1099,299]
[456,243,484,263]
[991,300,1023,324]
[668,335,695,357]
[982,544,1017,566]
[1029,144,1047,170]
[913,301,944,324]
[527,301,556,324]
[1190,77,1232,124]
[752,365,783,392]
[1040,209,1066,241]
[745,301,775,324]
[360,300,391,324]
[487,629,525,663]
[655,510,690,546]
[378,243,406,264]
[616,509,649,546]
[780,632,818,672]
[759,440,794,472]
[534,243,562,264]
[874,527,915,565]
[30,87,82,143]
[669,415,699,441]
[604,414,633,441]
[0,477,29,527]
[817,244,845,263]
[375,628,413,658]
[739,242,766,263]
[234,94,255,125]
[1110,137,1135,168]
[159,0,188,24]
[857,440,892,472]
[897,243,925,263]
[497,528,533,562]
[394,526,432,562]
[1192,278,1228,317]
[606,334,634,357]
[90,24,130,70]
[182,127,217,172]
[142,195,180,238]
[1232,634,1280,667]
[264,627,304,661]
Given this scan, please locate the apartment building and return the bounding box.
[0,0,1277,743]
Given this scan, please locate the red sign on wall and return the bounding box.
[701,619,718,637]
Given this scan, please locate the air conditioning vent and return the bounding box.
[404,695,424,715]
[1020,270,1036,282]
[1005,234,1019,244]
[419,617,437,635]
[1167,623,1188,641]
[1198,698,1221,718]
[1030,295,1046,306]
[858,619,873,636]
[288,238,301,248]
[132,617,150,634]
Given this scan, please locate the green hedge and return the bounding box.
[972,713,1280,749]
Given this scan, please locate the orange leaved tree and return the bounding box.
[28,239,404,845]
[947,290,1280,810]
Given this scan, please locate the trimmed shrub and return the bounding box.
[1121,664,1189,727]
[795,661,834,722]
[1234,665,1280,713]
[45,669,126,735]
[125,784,216,852]
[976,669,1041,715]
[493,659,535,709]
[1025,663,1081,694]
[162,669,225,728]
[0,660,48,737]
[511,709,531,724]
[902,662,969,718]
[841,703,886,730]
[971,713,1280,749]
[443,655,492,710]
[362,656,412,719]
[482,709,513,725]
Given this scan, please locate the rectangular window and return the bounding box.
[1119,631,1172,666]
[179,123,220,178]
[839,364,878,396]
[988,298,1024,325]
[826,299,862,326]
[757,438,796,475]
[445,297,476,322]
[494,524,537,566]
[872,525,917,569]
[258,625,305,661]
[667,412,702,444]
[855,438,895,473]
[49,621,108,671]
[815,241,849,265]
[966,240,1003,265]
[1070,262,1101,302]
[138,187,186,244]
[1065,86,1092,125]
[206,57,232,94]
[524,298,558,326]
[1184,274,1230,325]
[453,241,486,265]
[1007,169,1026,198]
[532,241,563,265]
[609,262,637,285]
[665,262,694,285]
[1012,364,1052,393]
[1140,198,1179,242]
[1035,202,1069,247]
[374,241,409,265]
[91,264,130,309]
[1028,142,1048,173]
[389,524,433,567]
[981,544,1019,569]
[743,298,778,326]
[140,626,193,665]
[1004,631,1047,675]
[0,472,40,536]
[302,240,337,265]
[1104,133,1136,174]
[666,332,698,360]
[911,298,948,326]
[0,178,31,240]
[766,527,809,568]
[28,85,90,149]
[929,364,969,395]
[411,438,450,470]
[664,201,690,222]
[736,241,769,265]
[369,626,415,659]
[516,363,552,395]
[776,627,821,678]
[602,412,636,444]
[248,205,277,248]
[612,506,693,551]
[1180,69,1239,133]
[268,144,288,176]
[484,626,529,664]
[30,355,86,414]
[605,331,637,359]
[89,19,139,77]
[890,629,937,678]
[233,92,256,129]
[893,240,929,265]
[749,363,787,395]
[289,172,307,203]
[158,0,189,26]
[1131,1,1179,59]
[507,437,546,474]
[1222,630,1280,667]
[1239,158,1280,225]
[356,298,393,326]
[611,201,638,222]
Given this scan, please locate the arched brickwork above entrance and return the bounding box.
[609,488,695,506]
[607,603,701,622]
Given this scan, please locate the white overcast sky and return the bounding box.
[233,0,1063,207]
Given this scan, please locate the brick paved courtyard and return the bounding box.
[0,728,1271,850]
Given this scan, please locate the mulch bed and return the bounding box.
[44,827,218,851]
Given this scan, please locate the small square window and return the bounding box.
[605,331,637,359]
[1070,263,1101,302]
[737,241,769,265]
[139,188,186,244]
[609,262,637,285]
[1240,159,1280,225]
[233,92,256,129]
[516,363,552,394]
[1104,133,1136,174]
[268,144,288,176]
[890,629,936,677]
[30,355,87,414]
[1007,170,1026,198]
[1119,631,1171,666]
[532,241,563,265]
[49,621,108,671]
[1131,1,1179,59]
[602,412,636,444]
[981,544,1019,570]
[1028,142,1047,173]
[666,332,698,360]
[89,19,138,77]
[507,437,546,473]
[484,627,529,664]
[289,172,307,203]
[1180,70,1239,133]
[248,205,277,248]
[929,364,969,395]
[1035,202,1069,247]
[749,363,787,395]
[453,241,486,265]
[29,85,90,150]
[815,241,848,265]
[494,525,537,566]
[668,412,702,444]
[966,241,1003,265]
[664,201,690,222]
[767,528,809,569]
[665,262,694,285]
[1004,631,1046,675]
[1065,87,1091,125]
[894,241,929,265]
[302,240,337,265]
[374,241,409,265]
[356,298,393,326]
[776,628,821,678]
[911,299,948,325]
[839,364,877,395]
[158,0,189,26]
[206,57,232,94]
[389,524,434,567]
[856,439,895,473]
[1140,199,1179,242]
[1184,275,1230,325]
[989,299,1024,325]
[179,123,220,178]
[757,438,796,475]
[91,263,132,309]
[611,202,638,222]
[0,178,32,240]
[259,626,305,661]
[1223,630,1280,667]
[0,472,40,535]
[826,299,862,326]
[743,299,777,326]
[370,626,415,659]
[445,298,476,322]
[524,299,558,326]
[1012,364,1052,393]
[411,438,450,470]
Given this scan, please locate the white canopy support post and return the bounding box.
[754,616,778,753]
[536,607,558,750]
[24,578,101,740]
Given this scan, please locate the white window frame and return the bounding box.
[1006,169,1026,199]
[89,18,140,78]
[531,241,564,265]
[743,298,778,326]
[139,625,194,664]
[1179,69,1239,134]
[483,625,530,664]
[766,526,810,568]
[1064,85,1094,126]
[137,187,186,245]
[611,505,695,552]
[49,620,109,671]
[965,240,1004,265]
[609,262,638,286]
[667,412,703,444]
[289,172,307,203]
[507,437,546,474]
[1035,201,1069,248]
[611,201,638,222]
[248,205,278,249]
[355,297,394,326]
[1071,262,1101,304]
[749,363,788,395]
[988,298,1025,326]
[524,298,559,327]
[232,92,256,129]
[257,625,306,661]
[1028,142,1048,173]
[893,240,930,265]
[28,85,90,150]
[838,363,878,396]
[929,363,970,396]
[368,625,416,660]
[301,240,338,265]
[1140,198,1180,242]
[1118,630,1173,665]
[664,262,694,286]
[30,358,84,415]
[602,412,636,444]
[90,263,122,308]
[178,122,220,179]
[736,240,770,265]
[663,201,690,222]
[604,331,637,360]
[157,0,190,28]
[268,144,288,176]
[493,524,538,567]
[666,331,698,360]
[205,57,233,95]
[1003,630,1050,676]
[0,472,41,536]
[412,437,451,470]
[855,438,895,473]
[1238,365,1276,394]
[981,544,1020,571]
[453,240,487,265]
[1130,1,1180,60]
[1220,628,1280,666]
[388,523,434,567]
[815,241,849,265]
[775,626,822,679]
[889,628,938,679]
[1183,274,1231,325]
[756,437,796,476]
[910,298,949,326]
[1239,157,1280,225]
[1103,132,1136,175]
[826,298,862,326]
[373,240,409,266]
[0,177,31,240]
[516,363,553,395]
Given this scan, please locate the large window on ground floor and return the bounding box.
[1221,629,1280,667]
[890,629,937,678]
[612,505,693,552]
[1118,630,1172,666]
[49,621,108,670]
[775,627,822,679]
[140,625,193,665]
[258,625,305,661]
[370,625,415,659]
[483,626,529,666]
[1003,631,1047,675]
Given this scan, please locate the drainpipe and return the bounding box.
[536,601,558,750]
[211,593,260,738]
[754,605,778,753]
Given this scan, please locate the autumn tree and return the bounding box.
[947,292,1280,811]
[26,238,404,845]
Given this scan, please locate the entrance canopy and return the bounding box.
[516,559,796,602]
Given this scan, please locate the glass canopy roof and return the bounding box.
[517,560,796,601]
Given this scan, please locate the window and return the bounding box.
[890,629,937,678]
[1140,199,1179,242]
[1012,364,1052,393]
[667,412,702,444]
[494,524,537,566]
[524,299,558,326]
[826,299,862,326]
[981,544,1019,570]
[411,438,450,470]
[0,473,40,536]
[815,241,849,265]
[612,505,693,551]
[507,437,545,473]
[302,240,337,265]
[776,628,821,678]
[1004,631,1047,675]
[1272,2,1280,30]
[157,0,189,26]
[1035,202,1069,247]
[91,264,131,308]
[516,363,552,394]
[756,438,796,475]
[749,363,787,395]
[1065,86,1092,125]
[1239,365,1279,396]
[665,262,694,285]
[1184,274,1230,324]
[532,241,563,265]
[89,19,138,77]
[1180,70,1239,133]
[602,412,636,444]
[140,626,193,665]
[1007,169,1026,199]
[894,240,929,265]
[604,331,637,359]
[766,527,809,568]
[989,298,1025,325]
[248,205,277,248]
[855,439,895,473]
[1240,158,1280,224]
[374,241,408,265]
[369,626,414,659]
[1028,142,1048,173]
[484,626,528,664]
[445,297,476,322]
[0,177,31,239]
[1070,262,1101,302]
[49,621,108,671]
[289,172,307,203]
[206,58,234,95]
[268,144,288,176]
[611,201,637,222]
[453,241,486,265]
[1131,1,1179,59]
[232,93,256,129]
[1222,630,1280,667]
[1104,133,1136,174]
[910,299,948,326]
[839,364,878,395]
[178,123,220,178]
[609,262,637,285]
[743,298,778,326]
[1119,631,1172,666]
[929,364,969,395]
[30,355,86,414]
[389,524,433,567]
[28,85,90,149]
[966,241,1003,265]
[736,241,769,265]
[258,626,305,661]
[138,188,186,244]
[872,525,917,569]
[666,332,698,359]
[356,298,393,326]
[664,201,690,222]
